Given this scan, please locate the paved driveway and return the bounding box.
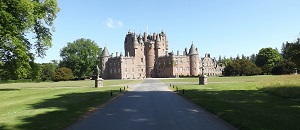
[67,79,235,130]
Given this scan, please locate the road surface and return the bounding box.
[67,79,235,130]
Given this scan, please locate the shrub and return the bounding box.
[52,67,74,82]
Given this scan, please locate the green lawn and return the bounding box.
[0,79,141,130]
[161,75,300,130]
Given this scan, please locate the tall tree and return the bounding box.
[255,47,282,74]
[238,59,261,76]
[60,38,102,79]
[223,61,241,76]
[0,0,60,80]
[40,62,57,81]
[250,53,257,63]
[282,38,300,68]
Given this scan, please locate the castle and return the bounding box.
[100,31,224,79]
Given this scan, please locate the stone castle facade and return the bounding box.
[100,31,224,79]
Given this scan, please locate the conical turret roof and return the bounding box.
[156,34,160,42]
[189,43,198,55]
[102,46,110,57]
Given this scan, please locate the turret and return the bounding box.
[143,32,147,42]
[155,34,161,49]
[133,34,139,49]
[188,43,199,76]
[138,33,144,45]
[101,46,110,79]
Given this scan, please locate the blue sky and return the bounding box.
[36,0,300,63]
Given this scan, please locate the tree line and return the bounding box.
[220,38,300,76]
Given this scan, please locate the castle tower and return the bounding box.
[101,46,110,79]
[189,43,199,76]
[124,31,136,57]
[155,34,161,59]
[145,40,155,78]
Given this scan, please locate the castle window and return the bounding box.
[113,62,115,66]
[141,69,143,72]
[187,67,189,71]
[132,68,134,72]
[176,60,178,64]
[125,68,127,72]
[141,58,143,63]
[180,67,183,71]
[114,69,116,73]
[110,63,112,66]
[194,62,196,65]
[176,68,178,72]
[118,68,120,73]
[180,60,182,64]
[110,69,112,73]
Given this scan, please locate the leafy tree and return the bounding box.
[1,56,31,80]
[250,54,257,63]
[223,61,241,76]
[40,63,57,81]
[60,38,102,79]
[0,0,60,80]
[220,57,231,66]
[236,54,240,60]
[238,59,261,76]
[52,67,74,81]
[271,60,296,75]
[282,38,300,68]
[241,54,246,60]
[29,62,42,82]
[255,47,282,74]
[218,55,222,63]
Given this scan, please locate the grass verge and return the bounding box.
[0,79,141,130]
[162,75,300,130]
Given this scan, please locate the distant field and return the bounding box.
[0,79,141,130]
[161,75,300,130]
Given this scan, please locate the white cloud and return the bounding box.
[105,18,123,28]
[106,18,114,28]
[118,21,123,27]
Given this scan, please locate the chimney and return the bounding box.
[177,50,179,56]
[116,52,118,57]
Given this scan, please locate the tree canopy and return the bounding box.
[255,47,282,74]
[0,0,60,80]
[281,38,300,68]
[60,38,102,79]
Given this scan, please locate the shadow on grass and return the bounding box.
[176,89,300,130]
[0,88,20,91]
[16,90,120,130]
[259,86,300,98]
[0,124,9,130]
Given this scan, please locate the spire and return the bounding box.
[156,34,160,42]
[134,34,139,48]
[102,46,110,57]
[189,42,198,55]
